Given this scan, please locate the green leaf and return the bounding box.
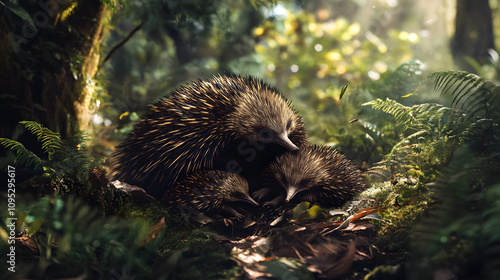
[19,121,64,158]
[307,205,328,219]
[0,137,44,170]
[292,201,310,220]
[339,82,349,100]
[0,1,35,27]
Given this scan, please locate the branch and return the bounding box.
[101,21,144,66]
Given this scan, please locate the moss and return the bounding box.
[375,203,427,253]
[363,264,405,280]
[359,181,393,203]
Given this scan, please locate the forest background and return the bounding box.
[1,0,500,279]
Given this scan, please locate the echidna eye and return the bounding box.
[286,120,292,131]
[257,127,273,143]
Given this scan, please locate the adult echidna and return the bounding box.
[113,75,307,197]
[258,145,365,208]
[163,170,259,219]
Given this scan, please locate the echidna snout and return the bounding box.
[163,170,259,219]
[285,185,302,203]
[229,85,305,152]
[226,191,259,206]
[253,128,299,152]
[270,131,299,151]
[261,145,365,208]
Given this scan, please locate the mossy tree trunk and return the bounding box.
[0,0,109,140]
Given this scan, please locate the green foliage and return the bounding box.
[408,147,500,280]
[253,10,416,86]
[0,0,34,27]
[99,0,123,10]
[291,201,334,221]
[0,195,160,279]
[361,69,500,278]
[0,138,43,172]
[0,195,237,280]
[428,70,500,118]
[0,121,131,216]
[0,121,105,190]
[363,98,473,172]
[333,61,427,163]
[364,70,500,177]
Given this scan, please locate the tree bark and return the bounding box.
[0,0,108,140]
[451,0,495,72]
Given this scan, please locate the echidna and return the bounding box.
[163,170,259,219]
[258,145,365,208]
[113,75,307,197]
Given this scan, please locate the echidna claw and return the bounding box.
[223,218,234,227]
[228,207,244,220]
[252,188,271,201]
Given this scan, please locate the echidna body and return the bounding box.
[113,75,307,197]
[163,170,258,219]
[260,145,365,208]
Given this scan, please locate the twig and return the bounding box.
[101,21,144,65]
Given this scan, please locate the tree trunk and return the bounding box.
[451,0,495,72]
[0,0,108,140]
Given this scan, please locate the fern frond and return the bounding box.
[363,98,472,137]
[0,138,44,171]
[363,98,413,129]
[60,152,106,182]
[67,130,91,149]
[19,121,64,158]
[364,98,476,170]
[2,121,108,192]
[428,71,500,118]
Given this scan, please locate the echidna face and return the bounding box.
[265,149,329,202]
[219,175,259,206]
[230,88,301,151]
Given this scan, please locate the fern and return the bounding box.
[20,121,64,159]
[363,98,475,172]
[0,121,106,191]
[0,138,44,171]
[363,69,500,278]
[428,71,500,118]
[368,71,500,171]
[3,195,161,279]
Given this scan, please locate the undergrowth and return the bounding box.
[1,68,500,279]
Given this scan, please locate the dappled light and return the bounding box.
[1,0,500,279]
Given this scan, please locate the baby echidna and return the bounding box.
[163,170,258,219]
[113,75,307,197]
[258,145,365,208]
